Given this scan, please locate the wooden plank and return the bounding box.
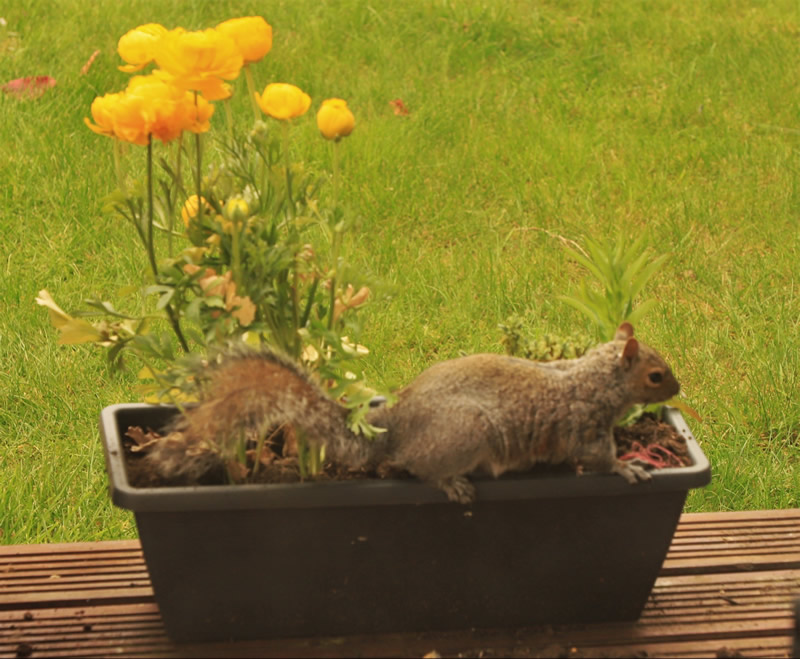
[661,553,800,574]
[3,612,795,659]
[1,511,798,658]
[678,509,800,522]
[0,540,142,556]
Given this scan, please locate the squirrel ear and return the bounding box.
[615,322,634,341]
[621,337,639,367]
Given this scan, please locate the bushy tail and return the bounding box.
[145,346,387,482]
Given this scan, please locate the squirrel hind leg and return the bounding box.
[435,475,476,504]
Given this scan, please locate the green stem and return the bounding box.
[113,140,125,194]
[297,432,308,481]
[145,136,157,274]
[282,120,293,209]
[194,93,203,228]
[291,264,301,358]
[327,142,341,331]
[223,98,234,146]
[175,132,183,194]
[147,134,190,354]
[168,132,184,258]
[231,217,242,287]
[244,65,261,125]
[332,139,340,210]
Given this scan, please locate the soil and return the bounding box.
[122,413,691,489]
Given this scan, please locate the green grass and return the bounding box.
[2,0,799,543]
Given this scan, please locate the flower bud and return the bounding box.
[181,195,211,226]
[254,83,311,120]
[224,198,249,223]
[316,98,355,141]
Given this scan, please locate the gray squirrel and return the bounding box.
[146,322,680,503]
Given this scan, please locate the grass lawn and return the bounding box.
[1,0,799,544]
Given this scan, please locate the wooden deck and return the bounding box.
[1,509,799,658]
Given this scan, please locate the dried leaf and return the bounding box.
[225,459,250,483]
[35,290,72,328]
[80,50,100,75]
[2,75,56,99]
[0,20,22,57]
[282,425,298,457]
[125,426,162,452]
[389,98,409,116]
[246,444,277,467]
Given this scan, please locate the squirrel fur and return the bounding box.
[146,322,680,503]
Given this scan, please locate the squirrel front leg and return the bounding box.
[577,431,652,484]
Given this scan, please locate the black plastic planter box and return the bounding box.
[100,403,710,643]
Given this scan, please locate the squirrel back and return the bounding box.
[146,323,680,502]
[145,347,386,482]
[377,322,679,502]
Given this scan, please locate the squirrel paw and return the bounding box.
[436,476,476,504]
[613,460,652,484]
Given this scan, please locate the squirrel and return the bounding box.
[144,322,680,503]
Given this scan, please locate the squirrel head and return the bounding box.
[614,322,680,404]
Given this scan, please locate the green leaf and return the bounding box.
[626,298,658,325]
[82,299,137,320]
[559,294,602,326]
[155,289,175,311]
[629,253,669,301]
[142,285,174,297]
[56,318,102,345]
[563,246,606,287]
[665,398,704,423]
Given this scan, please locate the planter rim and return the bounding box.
[100,403,711,512]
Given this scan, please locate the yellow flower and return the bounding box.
[117,23,167,73]
[216,17,272,65]
[126,76,188,143]
[85,75,215,145]
[316,98,355,141]
[84,92,123,139]
[255,83,311,120]
[84,89,151,145]
[154,27,243,101]
[187,92,215,133]
[181,195,211,227]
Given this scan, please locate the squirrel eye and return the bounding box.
[648,371,664,384]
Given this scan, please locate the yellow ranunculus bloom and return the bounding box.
[126,76,188,144]
[85,75,215,145]
[84,89,151,146]
[155,27,243,100]
[84,92,123,139]
[254,83,311,120]
[216,16,272,65]
[186,92,215,133]
[117,23,167,73]
[316,98,355,141]
[154,68,233,102]
[182,195,211,227]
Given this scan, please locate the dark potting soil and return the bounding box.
[121,413,691,489]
